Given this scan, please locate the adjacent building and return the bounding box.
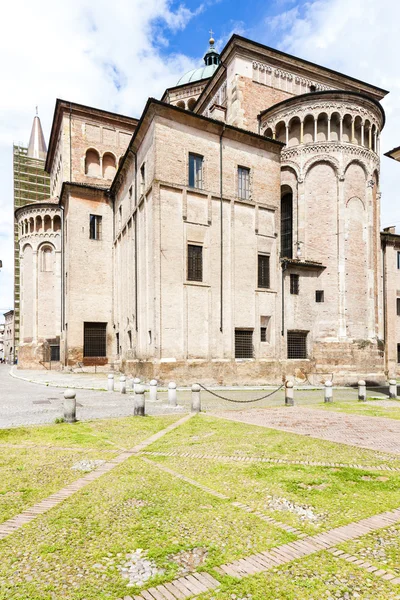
[13,112,51,353]
[3,311,15,364]
[15,34,396,384]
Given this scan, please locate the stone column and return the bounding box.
[361,123,364,147]
[368,127,372,150]
[314,118,318,142]
[300,120,304,144]
[351,118,355,144]
[339,117,343,142]
[285,124,289,146]
[327,117,331,142]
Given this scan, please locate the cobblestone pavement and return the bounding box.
[213,407,400,454]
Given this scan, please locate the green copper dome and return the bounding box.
[177,34,220,86]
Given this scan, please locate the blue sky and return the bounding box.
[0,0,399,318]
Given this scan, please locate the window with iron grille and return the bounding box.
[281,193,293,258]
[187,244,203,282]
[397,298,400,316]
[50,345,60,361]
[89,214,102,240]
[188,153,203,189]
[83,322,107,357]
[235,329,253,358]
[260,316,270,343]
[316,290,324,303]
[258,254,270,289]
[238,166,250,200]
[260,327,267,342]
[287,331,308,359]
[290,274,299,295]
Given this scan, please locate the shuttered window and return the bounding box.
[258,254,270,288]
[84,322,107,357]
[238,166,250,200]
[287,331,308,359]
[187,244,203,282]
[235,329,253,358]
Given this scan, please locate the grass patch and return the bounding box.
[0,414,182,450]
[339,524,400,575]
[313,400,400,420]
[0,456,292,599]
[147,455,400,535]
[198,551,400,599]
[0,447,113,523]
[149,414,400,468]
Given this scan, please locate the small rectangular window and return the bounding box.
[397,252,400,270]
[83,322,107,357]
[235,329,253,358]
[397,298,400,316]
[129,185,133,199]
[260,316,270,343]
[50,345,60,361]
[140,163,145,195]
[238,166,250,200]
[316,290,324,303]
[128,330,132,349]
[116,332,120,355]
[258,254,270,289]
[287,331,308,359]
[89,214,102,240]
[188,153,203,189]
[187,244,203,282]
[290,274,299,295]
[398,344,400,364]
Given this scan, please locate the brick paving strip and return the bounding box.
[140,456,304,537]
[327,547,400,585]
[0,414,193,541]
[128,507,400,600]
[210,408,400,454]
[141,450,400,472]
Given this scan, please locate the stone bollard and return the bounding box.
[389,379,398,399]
[107,374,114,392]
[134,384,145,416]
[64,389,77,423]
[285,380,294,406]
[149,379,158,402]
[324,380,333,403]
[120,375,126,394]
[168,381,177,406]
[133,377,141,392]
[191,384,201,413]
[358,380,366,402]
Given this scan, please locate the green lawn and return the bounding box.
[0,456,292,600]
[339,524,400,576]
[198,552,400,599]
[312,400,400,420]
[149,414,400,468]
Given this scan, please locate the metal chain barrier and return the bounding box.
[195,382,285,403]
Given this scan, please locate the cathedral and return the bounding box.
[15,33,400,385]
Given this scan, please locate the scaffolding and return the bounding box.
[13,144,50,354]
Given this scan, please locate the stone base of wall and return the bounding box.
[17,342,50,370]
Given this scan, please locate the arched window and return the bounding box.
[53,215,61,232]
[85,149,100,176]
[176,100,186,109]
[44,215,51,232]
[264,127,273,139]
[102,153,116,179]
[40,246,54,272]
[29,218,34,233]
[35,216,43,232]
[281,190,293,259]
[187,98,196,111]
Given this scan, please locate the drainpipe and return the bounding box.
[220,125,225,332]
[382,239,387,374]
[281,260,287,337]
[134,152,138,332]
[69,103,72,181]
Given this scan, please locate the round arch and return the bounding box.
[303,155,340,179]
[343,158,369,180]
[85,148,101,176]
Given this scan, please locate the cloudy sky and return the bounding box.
[0,0,399,320]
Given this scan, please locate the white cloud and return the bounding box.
[269,0,400,230]
[0,0,201,320]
